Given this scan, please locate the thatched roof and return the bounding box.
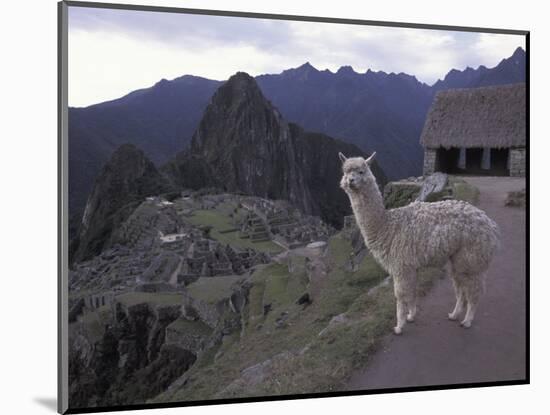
[420,83,526,149]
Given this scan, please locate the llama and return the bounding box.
[338,152,499,334]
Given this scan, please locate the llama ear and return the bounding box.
[365,152,376,165]
[338,152,347,163]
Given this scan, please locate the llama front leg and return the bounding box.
[394,299,407,335]
[393,272,414,335]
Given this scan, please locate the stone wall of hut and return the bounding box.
[509,147,526,177]
[423,148,438,176]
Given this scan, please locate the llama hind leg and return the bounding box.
[406,273,418,322]
[448,277,466,321]
[460,274,484,328]
[448,291,465,321]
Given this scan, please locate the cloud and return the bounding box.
[69,7,294,53]
[68,6,525,107]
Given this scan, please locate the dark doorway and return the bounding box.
[490,148,510,176]
[437,148,460,174]
[465,148,483,172]
[436,147,509,176]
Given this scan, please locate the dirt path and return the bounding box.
[346,176,527,390]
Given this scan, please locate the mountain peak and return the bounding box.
[337,65,357,75]
[297,62,317,71]
[512,47,525,58]
[191,70,281,155]
[228,71,256,83]
[223,71,259,92]
[432,47,526,90]
[212,71,265,109]
[110,143,144,160]
[281,62,319,80]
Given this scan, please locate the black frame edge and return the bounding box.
[65,379,529,414]
[58,1,70,414]
[524,31,530,385]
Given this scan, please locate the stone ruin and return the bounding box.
[239,197,333,249]
[178,238,269,285]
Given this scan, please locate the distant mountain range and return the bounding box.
[73,73,385,262]
[69,47,526,229]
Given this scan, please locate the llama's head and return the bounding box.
[339,152,377,194]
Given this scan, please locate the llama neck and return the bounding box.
[349,180,387,247]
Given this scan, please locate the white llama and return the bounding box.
[338,152,499,334]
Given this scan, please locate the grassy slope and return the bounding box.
[186,275,245,304]
[115,292,183,307]
[166,317,213,338]
[450,177,480,205]
[152,233,444,402]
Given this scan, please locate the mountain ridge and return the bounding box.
[68,47,526,231]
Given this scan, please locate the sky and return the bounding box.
[68,6,525,107]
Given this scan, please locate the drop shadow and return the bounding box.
[34,397,57,412]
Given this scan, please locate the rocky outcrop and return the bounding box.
[182,278,251,329]
[505,188,526,208]
[72,144,174,263]
[165,318,213,355]
[68,297,194,408]
[189,72,315,214]
[290,123,385,227]
[416,172,448,202]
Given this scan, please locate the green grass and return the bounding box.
[248,269,268,319]
[186,275,244,304]
[185,209,282,254]
[327,233,352,266]
[166,317,213,337]
[260,264,292,309]
[115,292,183,307]
[452,181,480,205]
[384,184,421,208]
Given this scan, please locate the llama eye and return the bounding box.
[359,170,365,174]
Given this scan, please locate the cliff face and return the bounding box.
[73,144,173,263]
[165,72,386,227]
[69,299,196,408]
[289,123,386,227]
[188,72,315,214]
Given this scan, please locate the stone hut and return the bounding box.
[421,83,526,177]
